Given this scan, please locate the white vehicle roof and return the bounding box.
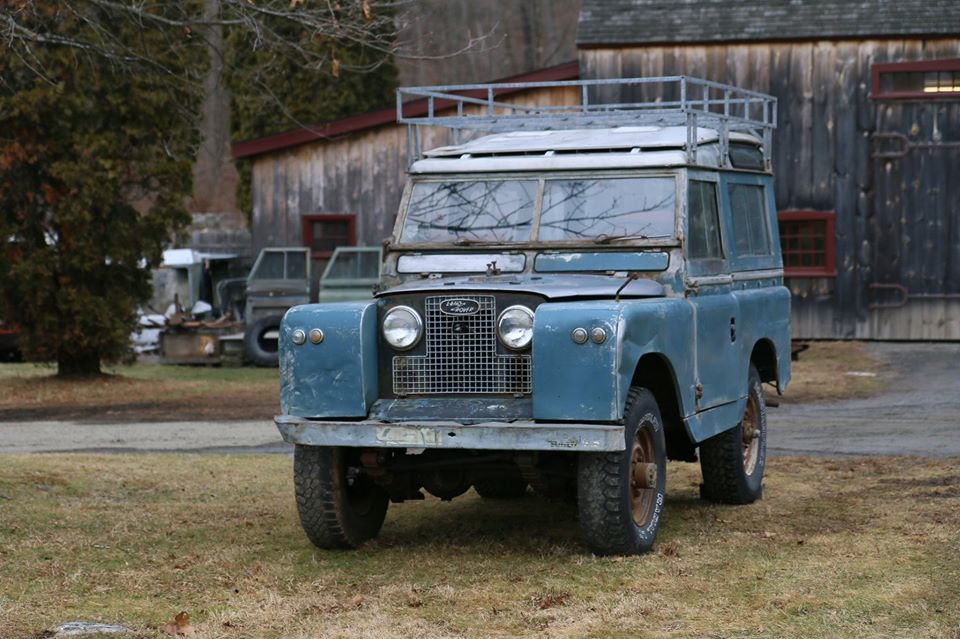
[410,126,763,174]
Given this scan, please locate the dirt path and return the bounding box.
[2,343,957,456]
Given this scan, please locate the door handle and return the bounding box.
[730,317,736,342]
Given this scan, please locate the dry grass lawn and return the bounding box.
[0,341,885,422]
[0,364,279,422]
[0,454,956,639]
[779,341,888,404]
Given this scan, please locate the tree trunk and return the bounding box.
[57,349,102,378]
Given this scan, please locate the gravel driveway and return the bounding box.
[768,342,960,457]
[2,343,958,456]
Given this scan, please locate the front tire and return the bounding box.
[293,445,389,549]
[699,364,767,504]
[577,387,667,556]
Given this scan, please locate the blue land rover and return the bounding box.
[276,77,791,555]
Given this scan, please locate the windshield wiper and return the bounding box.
[593,233,650,244]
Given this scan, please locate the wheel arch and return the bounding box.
[750,338,779,387]
[630,352,696,462]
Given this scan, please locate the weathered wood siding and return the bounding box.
[249,86,580,253]
[582,39,960,340]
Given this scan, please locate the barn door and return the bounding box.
[869,101,960,339]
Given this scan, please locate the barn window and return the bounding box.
[302,214,356,258]
[777,211,836,277]
[872,59,960,99]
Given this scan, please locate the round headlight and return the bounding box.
[382,305,422,350]
[497,305,534,350]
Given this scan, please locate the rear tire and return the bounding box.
[577,387,667,556]
[293,445,389,549]
[243,314,283,367]
[699,364,767,504]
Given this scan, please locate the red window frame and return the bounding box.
[777,210,836,278]
[301,214,356,259]
[871,58,960,99]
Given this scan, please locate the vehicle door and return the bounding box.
[684,171,742,410]
[718,172,781,394]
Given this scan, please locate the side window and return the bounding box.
[286,251,307,280]
[250,252,284,280]
[728,183,771,256]
[687,180,723,259]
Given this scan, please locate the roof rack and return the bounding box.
[397,76,777,170]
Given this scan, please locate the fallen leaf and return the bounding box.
[361,0,372,20]
[331,58,341,78]
[159,611,194,636]
[348,594,365,609]
[762,531,777,539]
[531,592,568,610]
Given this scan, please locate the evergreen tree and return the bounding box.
[0,1,401,376]
[0,3,205,376]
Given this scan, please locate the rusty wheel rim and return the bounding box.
[741,393,760,476]
[629,424,657,526]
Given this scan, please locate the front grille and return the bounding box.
[392,295,532,395]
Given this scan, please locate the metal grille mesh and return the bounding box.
[393,295,531,395]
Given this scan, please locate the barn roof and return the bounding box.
[232,61,580,159]
[577,0,960,46]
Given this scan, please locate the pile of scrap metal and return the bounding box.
[156,297,246,366]
[136,248,248,366]
[137,245,382,367]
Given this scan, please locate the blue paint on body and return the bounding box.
[278,163,793,451]
[534,251,669,273]
[280,301,379,418]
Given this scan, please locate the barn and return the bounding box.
[578,0,960,340]
[234,0,960,339]
[232,62,580,294]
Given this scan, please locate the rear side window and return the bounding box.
[728,184,771,256]
[687,181,723,259]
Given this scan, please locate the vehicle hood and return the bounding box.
[378,274,664,300]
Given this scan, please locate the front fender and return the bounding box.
[532,300,694,422]
[279,301,379,418]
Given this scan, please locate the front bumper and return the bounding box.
[275,415,625,451]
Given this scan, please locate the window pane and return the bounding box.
[286,251,306,279]
[539,177,675,241]
[250,251,284,280]
[325,251,381,280]
[728,184,770,256]
[402,180,536,243]
[309,219,350,253]
[687,181,723,259]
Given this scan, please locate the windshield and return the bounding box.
[401,180,537,243]
[399,175,675,244]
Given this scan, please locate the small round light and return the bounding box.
[291,329,306,345]
[591,327,607,344]
[383,305,422,350]
[309,328,324,344]
[571,327,588,344]
[497,305,534,350]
